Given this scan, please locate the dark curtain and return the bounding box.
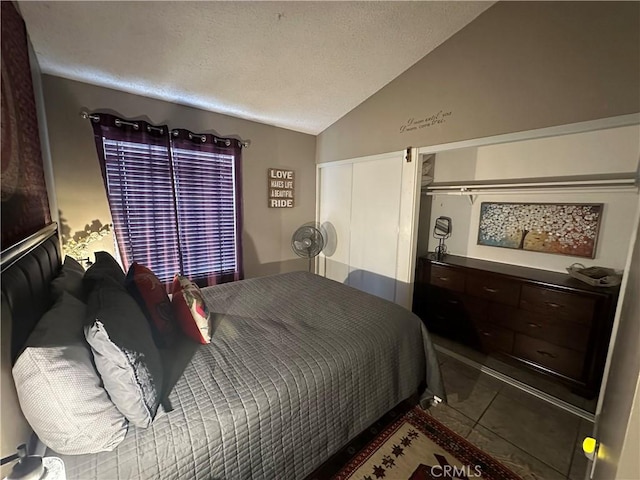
[90,113,181,279]
[171,129,244,286]
[90,114,243,287]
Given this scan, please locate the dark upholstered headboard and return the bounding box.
[1,223,61,362]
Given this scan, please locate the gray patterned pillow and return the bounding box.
[12,292,128,454]
[85,280,164,428]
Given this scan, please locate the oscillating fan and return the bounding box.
[291,224,325,272]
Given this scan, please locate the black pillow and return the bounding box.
[50,256,85,301]
[84,279,164,428]
[84,251,126,290]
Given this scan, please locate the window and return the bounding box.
[171,146,239,280]
[92,115,243,286]
[102,138,182,283]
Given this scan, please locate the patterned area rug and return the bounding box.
[310,406,522,480]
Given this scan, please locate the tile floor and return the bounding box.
[427,351,591,480]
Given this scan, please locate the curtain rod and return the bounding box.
[423,186,638,196]
[423,175,637,194]
[80,111,251,148]
[422,183,638,205]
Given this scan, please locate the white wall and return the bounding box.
[424,148,477,257]
[433,147,477,183]
[428,195,473,258]
[426,125,640,272]
[474,125,640,180]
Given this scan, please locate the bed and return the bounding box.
[1,224,445,480]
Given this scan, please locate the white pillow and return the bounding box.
[12,292,128,454]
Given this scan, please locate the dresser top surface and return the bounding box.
[422,254,620,296]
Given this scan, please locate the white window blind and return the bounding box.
[103,138,181,283]
[171,146,239,279]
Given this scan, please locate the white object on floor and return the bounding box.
[3,456,65,480]
[41,457,65,480]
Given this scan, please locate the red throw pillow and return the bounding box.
[171,275,211,344]
[125,263,178,348]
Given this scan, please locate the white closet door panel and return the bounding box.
[318,163,352,283]
[349,155,403,301]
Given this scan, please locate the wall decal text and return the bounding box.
[399,110,452,133]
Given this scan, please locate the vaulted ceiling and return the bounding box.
[19,1,493,134]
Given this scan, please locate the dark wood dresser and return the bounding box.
[413,254,620,397]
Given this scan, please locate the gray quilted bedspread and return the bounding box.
[58,272,444,480]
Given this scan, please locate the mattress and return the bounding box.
[57,271,444,479]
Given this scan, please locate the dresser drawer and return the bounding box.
[520,285,596,325]
[423,302,477,346]
[460,295,490,323]
[512,310,590,352]
[429,291,489,319]
[428,309,453,333]
[466,274,520,307]
[430,265,465,293]
[475,322,514,353]
[513,334,584,380]
[488,303,517,329]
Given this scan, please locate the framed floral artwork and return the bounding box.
[477,202,603,259]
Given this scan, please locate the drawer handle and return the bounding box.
[546,302,562,309]
[438,277,450,282]
[536,350,557,359]
[483,287,499,293]
[527,323,542,328]
[435,315,446,321]
[481,331,492,337]
[447,299,459,305]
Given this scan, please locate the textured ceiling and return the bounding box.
[19,1,493,135]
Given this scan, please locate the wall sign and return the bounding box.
[268,168,295,208]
